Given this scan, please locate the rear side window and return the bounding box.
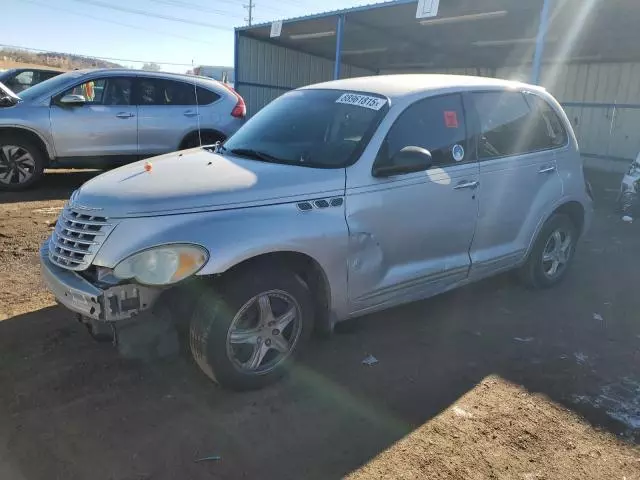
[376,93,470,169]
[471,91,567,160]
[137,78,220,106]
[523,93,568,148]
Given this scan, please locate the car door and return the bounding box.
[466,90,564,280]
[50,76,137,161]
[346,93,479,313]
[135,77,201,155]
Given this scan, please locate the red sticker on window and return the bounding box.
[444,110,459,128]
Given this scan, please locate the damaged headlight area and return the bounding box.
[113,244,209,286]
[627,165,640,179]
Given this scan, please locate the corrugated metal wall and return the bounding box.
[385,62,640,162]
[236,35,375,116]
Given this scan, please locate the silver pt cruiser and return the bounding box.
[41,75,593,390]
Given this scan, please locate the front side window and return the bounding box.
[222,89,388,168]
[59,77,132,105]
[375,94,470,170]
[471,91,566,160]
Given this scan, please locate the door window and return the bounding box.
[523,93,568,148]
[135,78,219,106]
[471,91,566,160]
[59,78,132,105]
[374,94,470,170]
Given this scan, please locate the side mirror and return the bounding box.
[373,146,433,178]
[59,94,86,106]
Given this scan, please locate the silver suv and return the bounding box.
[0,68,245,190]
[40,75,593,390]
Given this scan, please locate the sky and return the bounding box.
[5,0,378,73]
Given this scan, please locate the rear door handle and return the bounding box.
[454,180,480,190]
[538,165,556,174]
[116,112,135,119]
[184,110,199,117]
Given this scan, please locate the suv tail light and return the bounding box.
[222,83,246,118]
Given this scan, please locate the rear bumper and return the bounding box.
[40,242,161,321]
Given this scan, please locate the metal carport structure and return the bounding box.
[235,0,640,166]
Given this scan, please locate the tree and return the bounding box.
[141,62,161,71]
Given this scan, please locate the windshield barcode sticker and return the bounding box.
[336,93,387,111]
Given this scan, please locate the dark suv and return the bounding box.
[0,68,62,94]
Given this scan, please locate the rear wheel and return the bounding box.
[0,135,45,191]
[519,214,577,289]
[189,266,314,390]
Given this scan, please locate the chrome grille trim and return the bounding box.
[48,205,115,271]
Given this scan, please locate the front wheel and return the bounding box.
[518,214,577,289]
[189,266,314,390]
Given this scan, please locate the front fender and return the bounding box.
[94,202,350,316]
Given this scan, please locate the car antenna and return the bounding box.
[191,60,202,147]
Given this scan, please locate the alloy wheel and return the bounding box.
[541,228,573,279]
[226,290,303,374]
[0,145,36,186]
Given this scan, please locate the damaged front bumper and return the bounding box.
[40,243,161,322]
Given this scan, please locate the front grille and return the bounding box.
[49,206,114,271]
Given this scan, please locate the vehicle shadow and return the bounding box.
[0,170,100,204]
[0,171,636,479]
[0,238,637,480]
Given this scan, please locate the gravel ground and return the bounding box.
[0,169,638,480]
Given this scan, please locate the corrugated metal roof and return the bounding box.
[235,0,416,31]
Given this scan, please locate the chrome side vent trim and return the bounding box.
[297,197,344,212]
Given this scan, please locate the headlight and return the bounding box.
[113,244,208,286]
[627,162,640,176]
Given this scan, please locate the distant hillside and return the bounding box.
[0,48,122,70]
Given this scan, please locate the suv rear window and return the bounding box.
[136,78,220,106]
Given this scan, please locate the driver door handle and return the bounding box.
[454,180,480,190]
[116,112,135,119]
[184,110,199,117]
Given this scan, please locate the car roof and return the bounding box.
[66,68,227,92]
[302,74,544,100]
[71,68,213,81]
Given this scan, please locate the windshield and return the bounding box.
[18,70,85,101]
[0,69,16,82]
[223,89,388,168]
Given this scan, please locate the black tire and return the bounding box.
[189,266,314,390]
[518,214,577,289]
[0,134,46,191]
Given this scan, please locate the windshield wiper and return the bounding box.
[229,148,290,164]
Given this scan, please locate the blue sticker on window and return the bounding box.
[452,144,465,162]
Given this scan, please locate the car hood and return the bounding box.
[0,81,20,106]
[73,148,346,218]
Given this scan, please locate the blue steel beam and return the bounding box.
[334,14,345,80]
[531,0,551,84]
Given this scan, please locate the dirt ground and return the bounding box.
[0,169,639,480]
[0,60,66,72]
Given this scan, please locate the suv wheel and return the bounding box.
[0,135,45,191]
[189,266,314,390]
[519,214,577,289]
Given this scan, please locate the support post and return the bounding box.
[531,0,551,85]
[334,14,345,80]
[234,29,240,89]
